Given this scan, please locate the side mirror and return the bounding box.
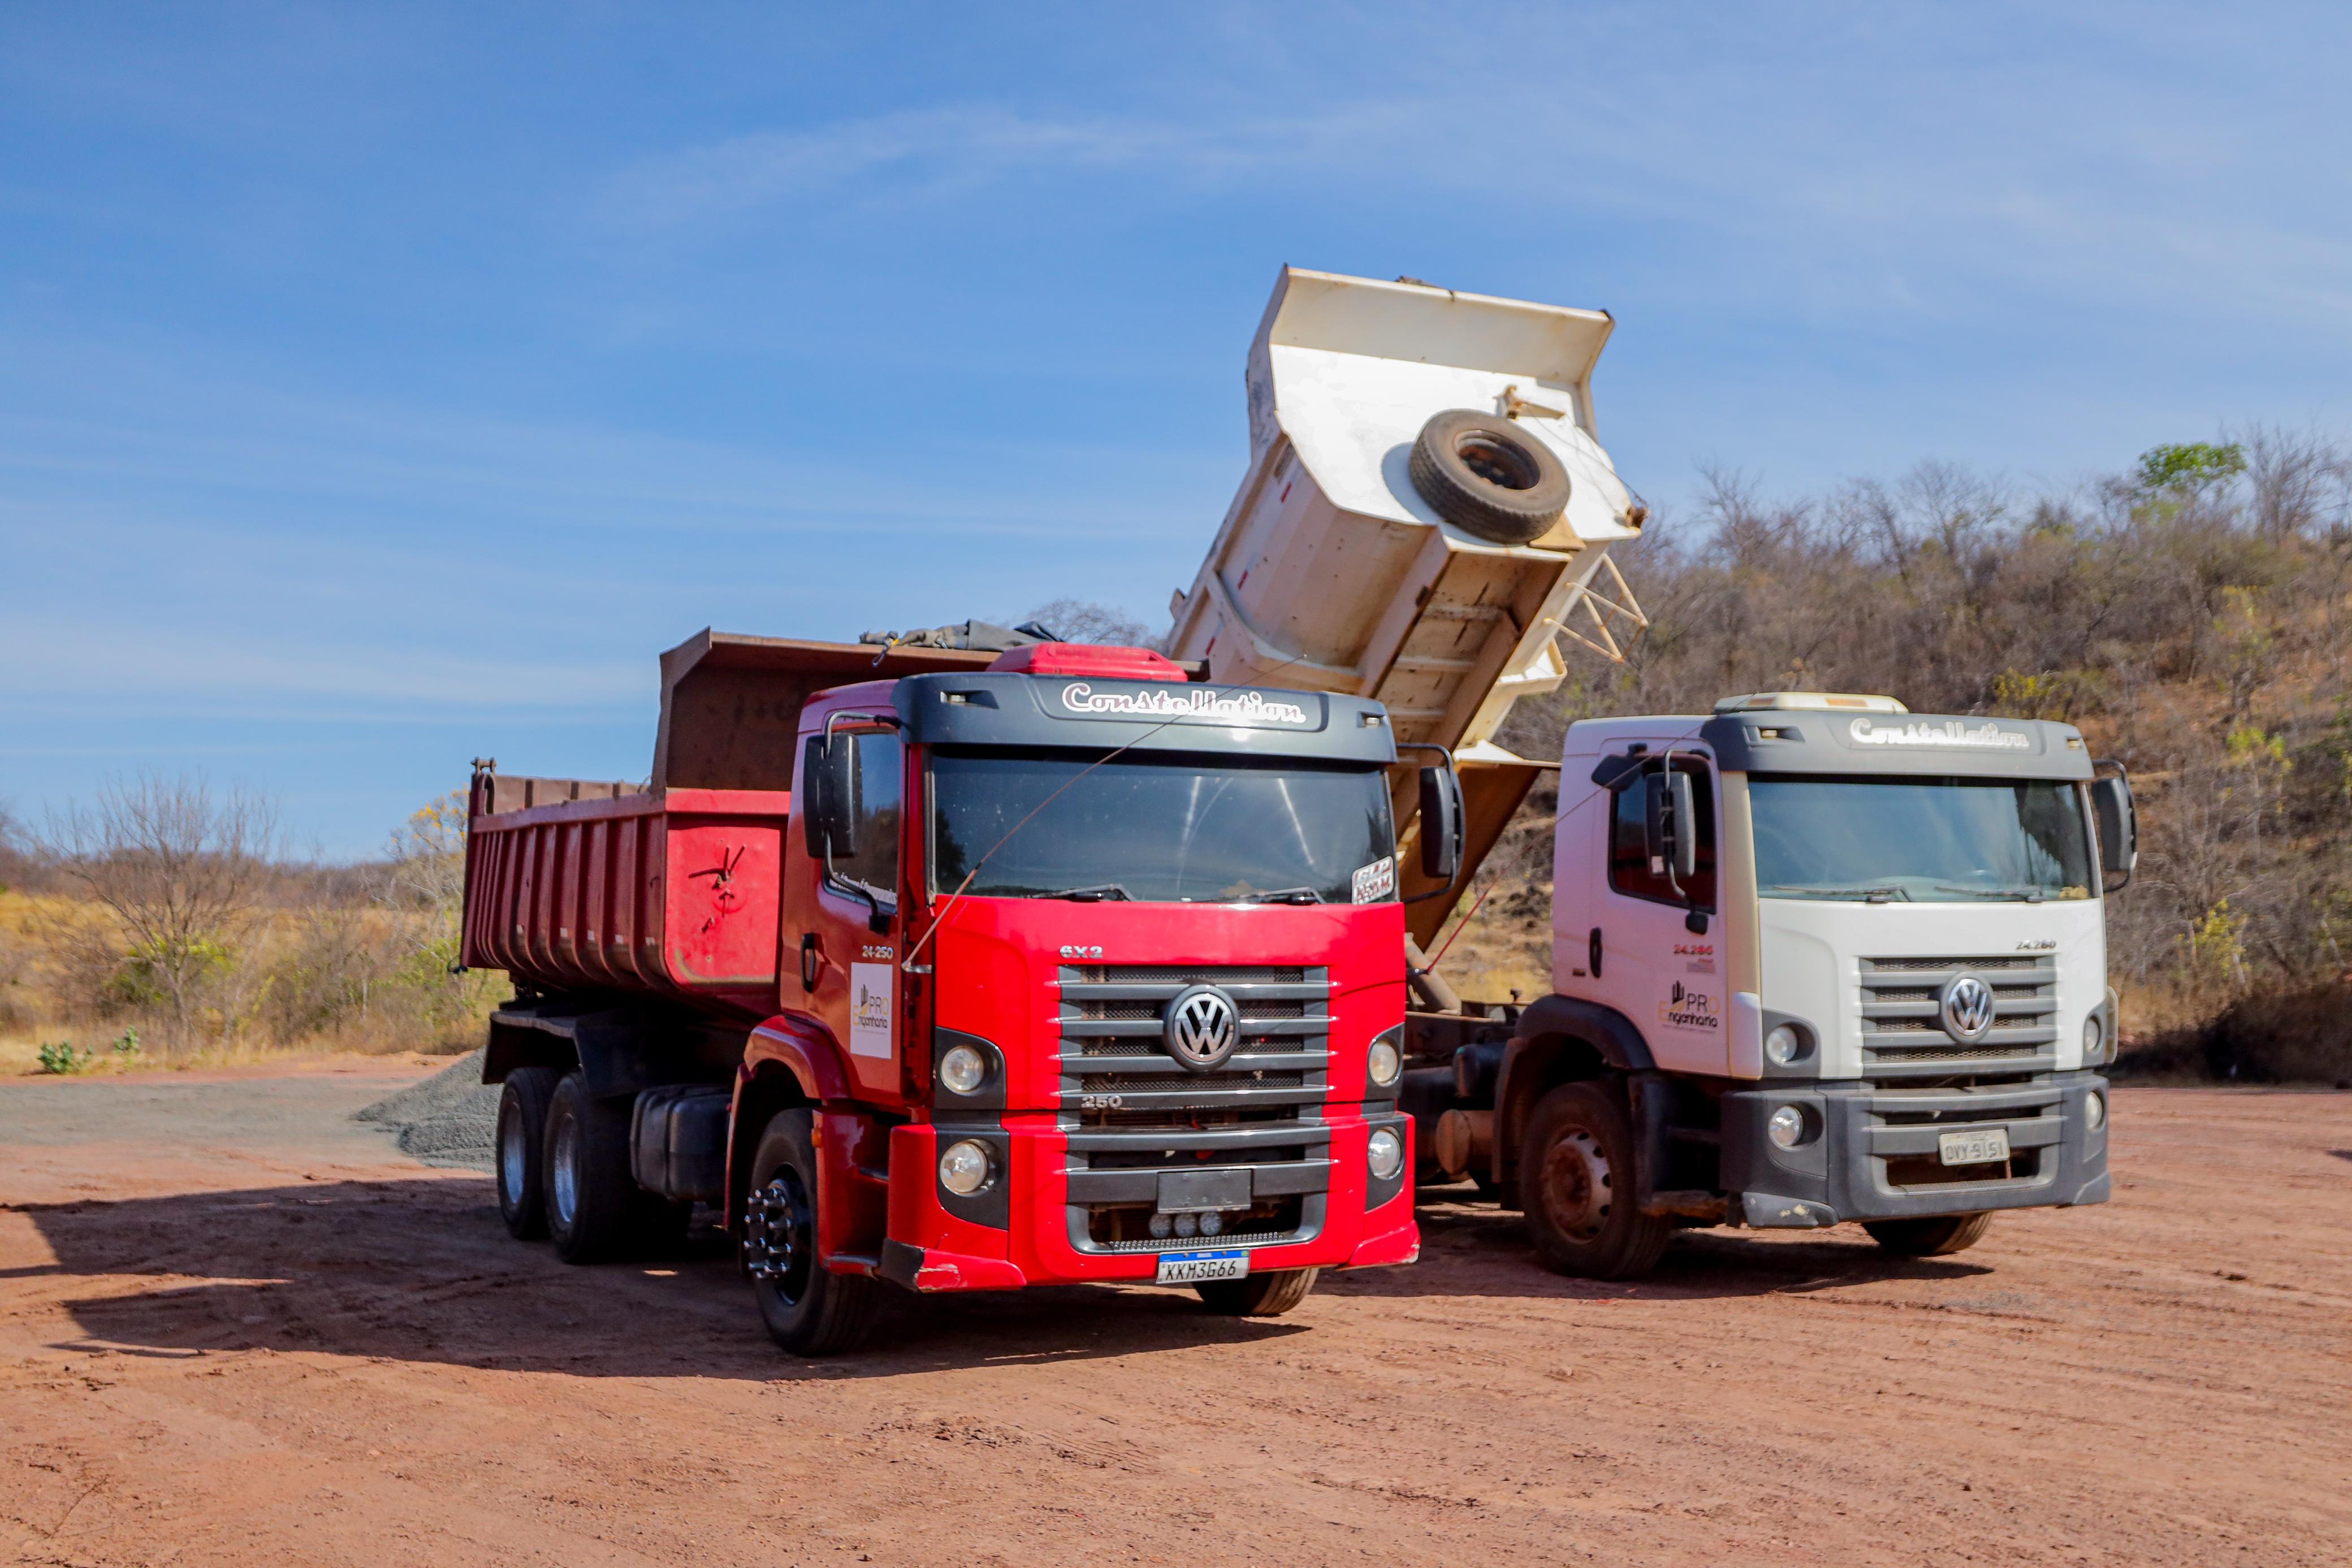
[820,735,862,859]
[1642,770,1700,886]
[1417,764,1463,883]
[2091,766,2136,891]
[801,737,829,859]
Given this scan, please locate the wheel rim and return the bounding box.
[550,1110,580,1228]
[1537,1122,1613,1242]
[743,1167,815,1307]
[499,1099,529,1204]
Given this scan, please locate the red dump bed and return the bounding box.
[460,785,790,1019]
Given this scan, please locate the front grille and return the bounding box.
[1883,1149,2044,1187]
[1055,963,1331,1113]
[1858,955,2057,1076]
[1087,1197,1306,1249]
[1863,1081,2063,1189]
[1061,1117,1331,1254]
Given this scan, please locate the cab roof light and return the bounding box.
[984,642,1188,679]
[1712,691,1909,714]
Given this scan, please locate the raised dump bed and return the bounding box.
[1168,267,1650,940]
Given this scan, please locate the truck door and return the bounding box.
[795,721,908,1103]
[1588,750,1724,1076]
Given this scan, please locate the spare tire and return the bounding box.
[1407,409,1571,545]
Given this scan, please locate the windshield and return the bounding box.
[928,747,1396,905]
[1751,776,2093,902]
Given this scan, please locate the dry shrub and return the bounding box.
[2193,981,2352,1085]
[9,783,505,1068]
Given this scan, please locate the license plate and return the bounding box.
[1939,1127,2011,1167]
[1155,1249,1249,1285]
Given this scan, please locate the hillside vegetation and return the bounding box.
[0,786,498,1073]
[1447,434,2352,1081]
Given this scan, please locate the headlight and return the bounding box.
[2085,1090,2106,1132]
[938,1138,994,1196]
[1367,1127,1405,1180]
[1767,1105,1806,1150]
[2081,1014,2103,1061]
[939,1043,987,1095]
[1368,1035,1402,1087]
[1765,1024,1804,1067]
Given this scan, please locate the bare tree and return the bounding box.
[43,774,283,1049]
[1023,597,1164,649]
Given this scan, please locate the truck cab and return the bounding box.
[1411,691,2137,1277]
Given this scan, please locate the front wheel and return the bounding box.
[1863,1212,1994,1257]
[1517,1081,1672,1280]
[742,1112,877,1356]
[1195,1267,1318,1316]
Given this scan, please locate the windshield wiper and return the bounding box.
[1770,883,1913,903]
[1039,882,1132,902]
[1242,887,1322,905]
[1934,885,2047,903]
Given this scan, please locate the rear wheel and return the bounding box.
[496,1066,558,1240]
[742,1112,876,1355]
[1863,1212,1994,1257]
[1518,1081,1672,1279]
[1195,1267,1318,1316]
[543,1072,656,1264]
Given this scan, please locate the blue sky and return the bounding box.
[5,3,2348,856]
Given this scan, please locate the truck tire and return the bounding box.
[543,1072,654,1264]
[495,1065,558,1240]
[1195,1267,1318,1316]
[1407,409,1572,546]
[1862,1211,1994,1257]
[742,1112,876,1356]
[1517,1082,1672,1279]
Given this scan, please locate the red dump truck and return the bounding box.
[461,629,1433,1353]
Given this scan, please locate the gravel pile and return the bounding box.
[354,1050,500,1169]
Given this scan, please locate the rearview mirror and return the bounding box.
[1417,764,1463,883]
[2091,766,2136,891]
[1643,769,1700,886]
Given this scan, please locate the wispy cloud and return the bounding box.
[597,102,1398,230]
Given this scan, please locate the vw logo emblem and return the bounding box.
[1939,973,1998,1042]
[1162,984,1241,1072]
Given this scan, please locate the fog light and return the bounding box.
[939,1043,987,1095]
[1368,1036,1403,1087]
[2085,1090,2106,1132]
[938,1138,993,1196]
[1199,1211,1224,1237]
[1367,1127,1405,1180]
[1765,1024,1804,1067]
[1767,1105,1806,1150]
[1148,1211,1173,1238]
[1175,1212,1199,1238]
[2081,1014,2103,1061]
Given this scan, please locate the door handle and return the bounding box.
[1589,926,1604,980]
[799,933,820,991]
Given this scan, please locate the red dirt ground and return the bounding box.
[3,1067,2347,1566]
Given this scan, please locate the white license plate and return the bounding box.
[1939,1128,2011,1167]
[1155,1249,1249,1285]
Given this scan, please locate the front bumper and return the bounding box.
[1720,1071,2109,1228]
[877,1107,1418,1290]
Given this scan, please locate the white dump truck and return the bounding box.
[1173,268,2139,1278]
